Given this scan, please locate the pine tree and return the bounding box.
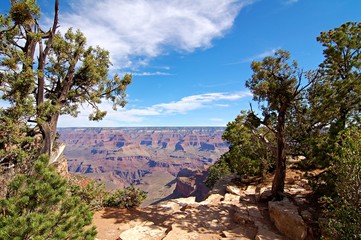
[0,0,131,157]
[245,50,315,199]
[0,154,97,240]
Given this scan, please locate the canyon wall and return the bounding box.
[58,127,228,203]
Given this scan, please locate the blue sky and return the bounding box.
[1,0,360,127]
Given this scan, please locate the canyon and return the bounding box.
[58,127,228,205]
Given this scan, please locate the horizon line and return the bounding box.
[57,126,227,129]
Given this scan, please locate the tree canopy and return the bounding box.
[313,21,361,134]
[208,21,361,238]
[0,1,133,239]
[234,23,360,199]
[246,49,313,198]
[0,0,131,158]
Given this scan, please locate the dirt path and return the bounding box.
[93,183,288,240]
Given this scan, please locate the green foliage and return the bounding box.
[105,185,147,209]
[307,22,361,168]
[0,0,131,155]
[69,179,147,209]
[47,29,132,121]
[10,0,39,25]
[321,127,361,239]
[206,159,231,188]
[246,50,300,113]
[0,155,97,240]
[224,113,275,177]
[206,113,275,188]
[246,49,311,197]
[69,180,108,210]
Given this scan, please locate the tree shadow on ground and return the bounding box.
[100,203,255,237]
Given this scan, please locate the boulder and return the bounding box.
[268,198,307,240]
[255,186,272,202]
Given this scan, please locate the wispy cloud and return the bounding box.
[129,71,173,76]
[56,0,254,69]
[227,48,279,65]
[58,91,251,127]
[246,49,278,61]
[154,92,249,114]
[215,104,229,107]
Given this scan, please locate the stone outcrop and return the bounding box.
[93,166,320,240]
[173,168,209,201]
[50,144,69,178]
[119,222,169,240]
[269,198,307,240]
[94,175,289,240]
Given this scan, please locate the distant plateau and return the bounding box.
[58,127,228,205]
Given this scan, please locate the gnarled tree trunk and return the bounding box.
[272,105,287,199]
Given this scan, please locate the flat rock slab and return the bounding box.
[119,222,168,240]
[222,226,257,239]
[163,226,221,240]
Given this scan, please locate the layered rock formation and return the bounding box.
[173,168,209,201]
[58,127,228,203]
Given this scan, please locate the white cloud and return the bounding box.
[58,91,251,127]
[58,0,254,68]
[154,92,250,114]
[252,49,278,59]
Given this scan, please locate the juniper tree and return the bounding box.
[246,50,314,199]
[307,22,361,167]
[0,0,131,158]
[222,112,275,177]
[310,22,361,134]
[0,1,131,238]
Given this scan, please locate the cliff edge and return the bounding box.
[93,166,319,240]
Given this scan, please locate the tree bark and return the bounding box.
[40,113,59,156]
[272,105,287,199]
[37,0,59,156]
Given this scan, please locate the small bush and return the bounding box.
[105,185,146,208]
[0,155,96,240]
[320,127,361,239]
[206,113,275,189]
[206,159,231,188]
[69,180,108,210]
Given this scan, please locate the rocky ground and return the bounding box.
[93,166,320,240]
